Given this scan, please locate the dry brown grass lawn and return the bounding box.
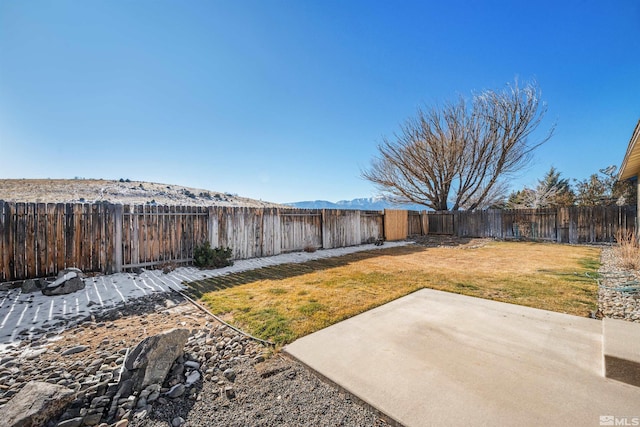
[195,241,600,345]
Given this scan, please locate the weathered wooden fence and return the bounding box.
[1,201,636,282]
[422,206,636,243]
[0,202,386,281]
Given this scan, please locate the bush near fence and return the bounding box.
[0,201,635,282]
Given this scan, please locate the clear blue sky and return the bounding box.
[1,0,639,204]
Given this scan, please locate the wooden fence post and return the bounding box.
[114,204,123,273]
[208,206,219,248]
[568,207,578,244]
[321,209,326,249]
[0,201,5,282]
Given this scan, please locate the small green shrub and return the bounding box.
[193,242,233,268]
[182,189,197,199]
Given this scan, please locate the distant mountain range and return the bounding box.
[286,197,427,211]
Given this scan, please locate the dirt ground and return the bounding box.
[0,179,282,207]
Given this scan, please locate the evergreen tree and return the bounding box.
[575,166,636,206]
[506,167,574,208]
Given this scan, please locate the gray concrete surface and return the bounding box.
[604,317,640,387]
[285,289,640,427]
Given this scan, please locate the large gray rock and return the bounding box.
[21,278,45,293]
[42,268,86,296]
[124,328,189,391]
[5,380,75,427]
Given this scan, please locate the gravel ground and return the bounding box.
[130,354,390,427]
[0,292,391,427]
[598,246,640,322]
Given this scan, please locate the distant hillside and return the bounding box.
[0,179,283,208]
[287,197,428,211]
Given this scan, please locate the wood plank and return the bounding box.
[208,206,219,249]
[169,205,176,261]
[104,204,112,273]
[122,205,131,267]
[100,203,108,272]
[133,205,141,265]
[186,205,193,259]
[111,204,121,273]
[45,204,54,274]
[6,203,16,281]
[91,204,100,272]
[14,203,26,279]
[150,204,158,263]
[159,205,166,263]
[53,203,64,273]
[0,202,7,281]
[155,205,162,263]
[140,204,147,264]
[64,204,73,269]
[183,205,189,260]
[36,203,47,277]
[78,204,86,271]
[25,203,37,278]
[176,205,183,260]
[194,206,201,255]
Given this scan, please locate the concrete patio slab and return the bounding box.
[284,289,640,427]
[604,317,640,388]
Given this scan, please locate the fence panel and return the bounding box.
[280,209,322,252]
[15,203,27,280]
[425,211,454,235]
[122,204,209,268]
[422,206,635,243]
[261,207,282,257]
[8,202,17,280]
[487,210,504,238]
[218,207,264,259]
[322,209,361,249]
[384,209,408,240]
[407,211,423,236]
[360,210,383,243]
[455,210,480,237]
[0,202,6,281]
[1,202,112,280]
[504,209,557,241]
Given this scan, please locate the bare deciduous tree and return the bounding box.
[362,80,554,211]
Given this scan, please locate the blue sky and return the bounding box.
[1,0,639,204]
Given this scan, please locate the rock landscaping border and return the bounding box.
[0,292,390,427]
[598,246,640,323]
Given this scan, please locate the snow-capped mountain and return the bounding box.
[286,197,427,211]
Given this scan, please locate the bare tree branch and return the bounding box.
[362,79,553,211]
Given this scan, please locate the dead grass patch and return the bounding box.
[614,230,640,270]
[194,242,600,345]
